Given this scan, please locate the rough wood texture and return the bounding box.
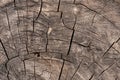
[0,0,120,80]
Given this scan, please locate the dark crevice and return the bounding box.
[98,62,114,78]
[5,62,10,80]
[49,38,89,48]
[89,73,95,80]
[0,39,9,60]
[13,0,16,7]
[60,11,63,19]
[103,37,120,57]
[4,55,20,80]
[25,42,30,54]
[22,60,26,75]
[73,0,76,4]
[33,52,40,57]
[35,0,43,20]
[70,59,83,80]
[58,60,65,80]
[32,12,35,33]
[45,23,49,52]
[57,0,61,12]
[46,34,48,52]
[67,15,77,55]
[103,42,115,57]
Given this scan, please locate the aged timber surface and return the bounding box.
[0,0,120,80]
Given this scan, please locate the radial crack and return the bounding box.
[5,8,19,55]
[89,73,95,80]
[35,0,43,20]
[58,60,65,80]
[0,39,9,60]
[98,62,114,78]
[73,0,76,4]
[70,59,83,80]
[103,37,120,57]
[57,0,61,12]
[75,2,119,29]
[23,60,26,75]
[67,15,77,55]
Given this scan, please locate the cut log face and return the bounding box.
[0,0,120,80]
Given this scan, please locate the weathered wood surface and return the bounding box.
[0,0,120,80]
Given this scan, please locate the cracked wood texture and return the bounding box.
[0,0,120,80]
